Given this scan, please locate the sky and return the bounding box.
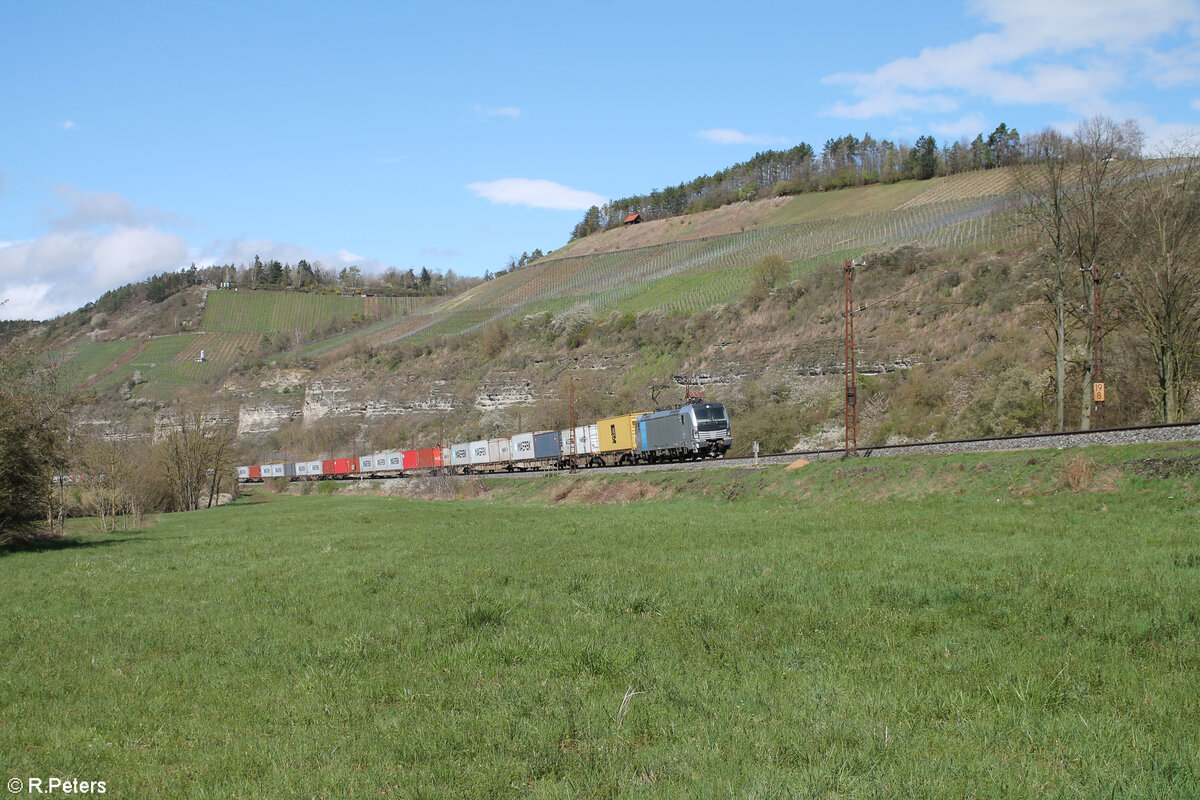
[2,0,1199,320]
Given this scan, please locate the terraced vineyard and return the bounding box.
[202,290,423,335]
[53,341,138,390]
[421,194,1031,340]
[174,332,263,363]
[59,332,266,399]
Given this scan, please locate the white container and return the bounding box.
[469,439,490,466]
[449,442,471,467]
[487,438,511,463]
[510,432,535,462]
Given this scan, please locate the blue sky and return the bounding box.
[3,0,1199,320]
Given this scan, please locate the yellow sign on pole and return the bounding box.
[1093,382,1106,403]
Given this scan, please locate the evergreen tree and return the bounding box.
[906,136,939,180]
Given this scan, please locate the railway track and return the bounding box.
[257,421,1200,485]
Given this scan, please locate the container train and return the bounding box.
[237,402,731,481]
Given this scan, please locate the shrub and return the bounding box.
[1058,455,1096,492]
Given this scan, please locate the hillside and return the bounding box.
[14,164,1195,461]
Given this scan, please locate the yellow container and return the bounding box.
[596,413,647,452]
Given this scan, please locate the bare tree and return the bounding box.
[77,433,153,530]
[1064,116,1143,429]
[1113,143,1200,422]
[1017,128,1076,430]
[156,399,238,512]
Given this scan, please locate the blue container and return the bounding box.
[532,431,561,459]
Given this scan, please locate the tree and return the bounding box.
[266,259,284,285]
[1020,117,1144,429]
[1113,144,1200,422]
[1017,128,1075,430]
[296,259,316,287]
[155,401,238,512]
[1064,116,1143,429]
[77,434,152,530]
[986,123,1021,167]
[252,255,265,285]
[906,135,939,180]
[571,205,602,240]
[744,255,790,306]
[0,349,70,542]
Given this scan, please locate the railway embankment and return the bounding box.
[248,437,1200,509]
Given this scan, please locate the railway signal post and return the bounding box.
[1088,263,1106,428]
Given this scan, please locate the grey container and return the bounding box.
[639,408,693,452]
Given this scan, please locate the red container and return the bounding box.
[248,465,262,479]
[402,448,443,470]
[322,457,359,476]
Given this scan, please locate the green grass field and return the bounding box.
[2,445,1197,798]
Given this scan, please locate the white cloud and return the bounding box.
[60,120,78,131]
[1,186,398,319]
[823,0,1200,120]
[697,128,787,145]
[1138,115,1200,149]
[91,226,189,289]
[201,238,389,275]
[0,225,189,319]
[1192,98,1200,110]
[42,185,186,233]
[468,178,606,210]
[930,113,989,137]
[0,282,56,320]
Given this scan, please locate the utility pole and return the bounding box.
[1089,264,1106,428]
[568,379,577,472]
[843,260,861,456]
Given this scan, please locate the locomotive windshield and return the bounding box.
[693,403,729,432]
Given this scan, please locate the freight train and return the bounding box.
[238,402,731,481]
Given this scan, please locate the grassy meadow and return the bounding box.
[2,445,1198,798]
